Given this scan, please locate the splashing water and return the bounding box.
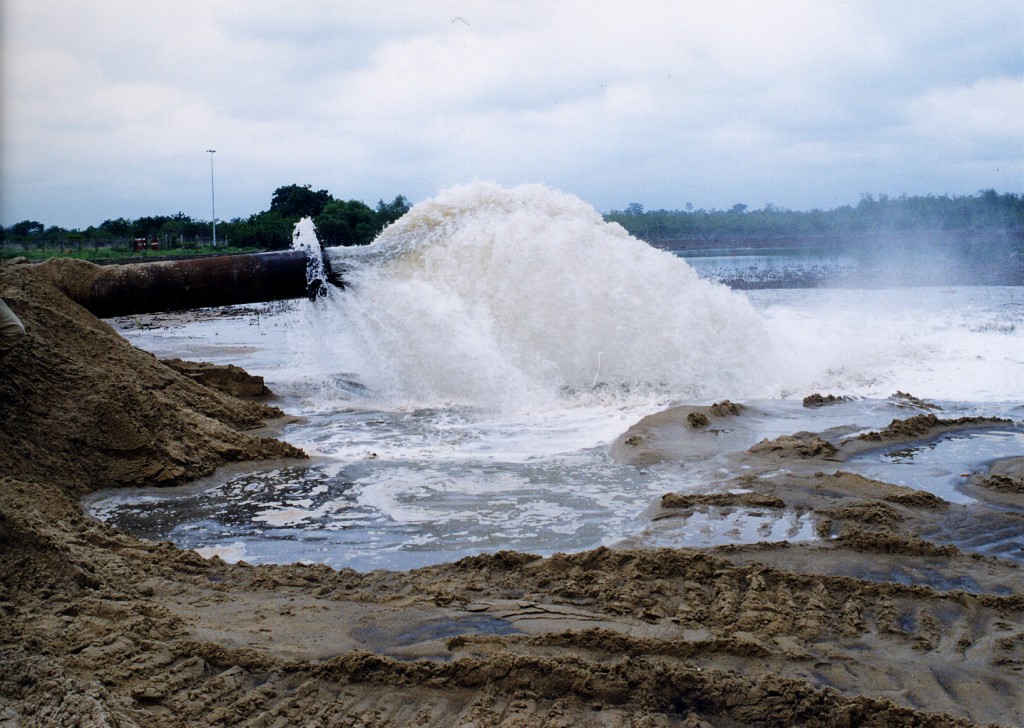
[325,183,773,411]
[292,217,328,298]
[298,183,1023,410]
[94,183,1024,571]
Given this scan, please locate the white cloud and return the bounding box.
[2,0,1022,226]
[907,77,1024,145]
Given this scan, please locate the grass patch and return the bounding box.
[1,245,264,262]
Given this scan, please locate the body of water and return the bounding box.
[88,183,1024,571]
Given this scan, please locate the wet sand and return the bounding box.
[2,258,1022,727]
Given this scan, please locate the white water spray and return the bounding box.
[291,217,328,297]
[296,185,1022,410]
[325,183,773,410]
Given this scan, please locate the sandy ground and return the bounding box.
[1,258,1022,727]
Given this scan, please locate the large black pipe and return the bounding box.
[61,251,329,318]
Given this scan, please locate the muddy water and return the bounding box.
[89,191,1023,572]
[85,370,1024,571]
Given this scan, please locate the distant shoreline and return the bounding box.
[642,226,1024,252]
[654,229,1024,288]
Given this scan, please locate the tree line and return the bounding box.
[1,184,411,253]
[605,190,1024,245]
[225,185,411,249]
[5,187,1022,255]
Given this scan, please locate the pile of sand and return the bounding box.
[1,258,1021,727]
[0,258,303,493]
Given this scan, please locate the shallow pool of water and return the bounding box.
[849,428,1024,505]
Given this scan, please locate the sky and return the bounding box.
[2,1,1022,229]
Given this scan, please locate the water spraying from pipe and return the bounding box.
[324,182,774,410]
[290,217,332,299]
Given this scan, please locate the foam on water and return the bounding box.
[752,287,1024,402]
[642,508,819,549]
[193,542,249,563]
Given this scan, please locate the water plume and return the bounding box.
[326,182,771,410]
[291,217,329,298]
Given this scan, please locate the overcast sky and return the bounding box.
[2,1,1022,229]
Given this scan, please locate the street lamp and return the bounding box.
[206,149,217,247]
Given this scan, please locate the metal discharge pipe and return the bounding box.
[62,251,330,318]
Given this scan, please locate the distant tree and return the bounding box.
[134,215,173,238]
[270,184,333,219]
[99,218,132,238]
[8,220,45,237]
[220,210,294,250]
[142,212,206,244]
[604,190,1024,244]
[374,195,411,231]
[314,199,377,247]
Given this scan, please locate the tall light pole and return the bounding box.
[206,149,217,247]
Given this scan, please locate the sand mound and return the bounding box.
[161,358,274,398]
[854,413,1011,443]
[0,259,303,494]
[748,432,839,459]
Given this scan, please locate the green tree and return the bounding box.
[8,220,44,237]
[220,211,294,250]
[134,215,173,238]
[374,195,411,231]
[269,184,333,219]
[314,199,377,247]
[99,218,132,238]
